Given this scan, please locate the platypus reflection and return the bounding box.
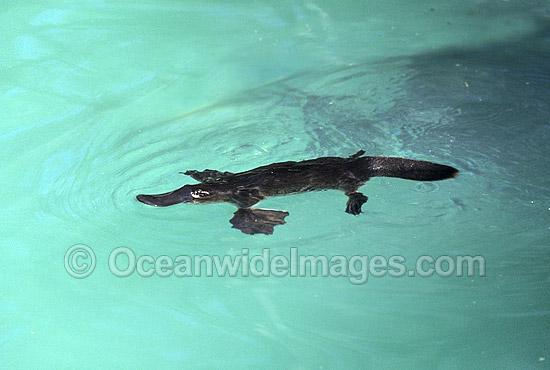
[136,150,458,235]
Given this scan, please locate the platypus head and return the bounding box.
[136,184,213,207]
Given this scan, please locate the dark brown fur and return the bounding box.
[137,151,458,234]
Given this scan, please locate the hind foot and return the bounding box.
[345,192,368,215]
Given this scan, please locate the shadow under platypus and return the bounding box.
[136,150,458,235]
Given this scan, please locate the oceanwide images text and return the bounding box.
[65,245,486,285]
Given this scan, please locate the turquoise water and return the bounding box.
[2,1,550,369]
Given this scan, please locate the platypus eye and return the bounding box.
[191,190,210,199]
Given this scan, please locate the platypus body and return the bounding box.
[137,150,458,235]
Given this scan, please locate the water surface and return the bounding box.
[1,1,549,369]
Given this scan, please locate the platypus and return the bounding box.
[136,150,458,235]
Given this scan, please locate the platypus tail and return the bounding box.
[366,156,458,181]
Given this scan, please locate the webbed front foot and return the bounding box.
[345,192,368,215]
[348,150,366,159]
[181,169,233,183]
[230,208,289,235]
